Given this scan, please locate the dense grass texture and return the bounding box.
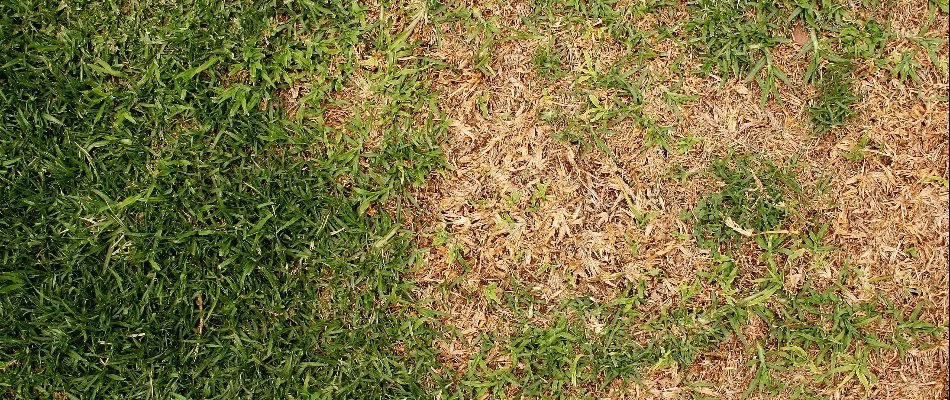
[1,0,447,398]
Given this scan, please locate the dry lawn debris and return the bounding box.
[404,0,948,397]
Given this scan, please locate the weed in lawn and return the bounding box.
[932,0,949,13]
[528,0,670,51]
[891,50,925,84]
[663,85,699,116]
[843,135,871,161]
[837,19,889,60]
[526,182,550,212]
[784,0,852,31]
[471,17,503,77]
[548,111,617,155]
[674,135,703,155]
[530,0,622,26]
[910,35,950,78]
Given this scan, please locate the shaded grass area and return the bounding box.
[1,0,446,397]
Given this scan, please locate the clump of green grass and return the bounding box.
[686,0,789,103]
[692,155,801,252]
[784,0,853,31]
[809,63,861,135]
[532,42,567,80]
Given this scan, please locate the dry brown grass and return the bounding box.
[405,0,949,397]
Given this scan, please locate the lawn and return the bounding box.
[1,0,947,399]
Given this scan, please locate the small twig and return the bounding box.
[196,293,204,336]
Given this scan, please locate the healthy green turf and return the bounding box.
[1,0,446,397]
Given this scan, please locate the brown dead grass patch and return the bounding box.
[407,0,949,397]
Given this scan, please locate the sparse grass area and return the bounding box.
[443,227,946,398]
[2,0,948,398]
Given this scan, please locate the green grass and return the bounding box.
[1,0,446,397]
[686,0,783,78]
[809,63,860,135]
[685,0,790,103]
[692,155,801,253]
[532,42,567,81]
[785,0,854,30]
